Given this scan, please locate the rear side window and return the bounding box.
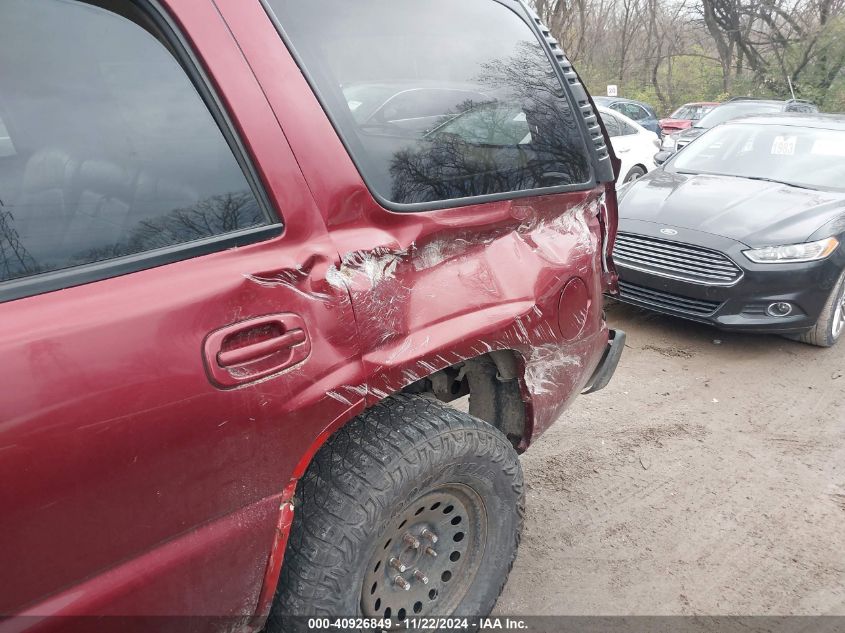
[0,0,268,285]
[620,119,638,135]
[603,114,622,138]
[265,0,591,208]
[614,103,648,121]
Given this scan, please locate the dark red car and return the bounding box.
[659,102,720,135]
[0,0,623,630]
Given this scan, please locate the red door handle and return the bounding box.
[217,329,306,367]
[203,314,311,388]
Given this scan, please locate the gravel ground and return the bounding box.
[496,302,845,616]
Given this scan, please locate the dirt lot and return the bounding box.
[496,302,845,615]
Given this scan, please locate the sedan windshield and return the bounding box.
[669,104,714,120]
[668,123,845,191]
[695,102,781,129]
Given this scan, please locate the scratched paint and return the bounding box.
[244,193,605,440]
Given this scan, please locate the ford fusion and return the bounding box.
[615,114,845,347]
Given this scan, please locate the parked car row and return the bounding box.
[599,98,845,347]
[596,94,820,142]
[594,96,661,135]
[612,113,845,347]
[660,97,819,153]
[596,106,660,182]
[596,93,843,348]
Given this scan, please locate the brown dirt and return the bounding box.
[495,302,845,615]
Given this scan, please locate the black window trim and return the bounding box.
[0,225,282,303]
[0,0,283,304]
[260,0,597,214]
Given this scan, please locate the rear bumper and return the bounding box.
[583,329,625,394]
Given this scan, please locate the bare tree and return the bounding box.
[533,0,845,111]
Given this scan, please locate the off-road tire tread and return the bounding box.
[268,394,524,630]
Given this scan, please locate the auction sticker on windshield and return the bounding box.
[771,135,797,155]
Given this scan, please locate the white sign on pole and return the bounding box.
[607,84,618,97]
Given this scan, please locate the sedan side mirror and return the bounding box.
[654,150,673,166]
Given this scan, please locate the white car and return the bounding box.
[597,105,661,183]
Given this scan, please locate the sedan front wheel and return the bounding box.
[795,269,845,347]
[623,166,647,183]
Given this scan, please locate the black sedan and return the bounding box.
[614,113,845,347]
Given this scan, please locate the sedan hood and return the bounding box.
[677,126,705,142]
[619,170,845,247]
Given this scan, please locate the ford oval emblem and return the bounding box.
[660,228,678,236]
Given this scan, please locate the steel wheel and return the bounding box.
[270,395,524,632]
[361,484,487,626]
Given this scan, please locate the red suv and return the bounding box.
[0,0,623,630]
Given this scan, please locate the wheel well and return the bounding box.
[401,350,527,449]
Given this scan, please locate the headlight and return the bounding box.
[661,134,677,150]
[743,237,839,263]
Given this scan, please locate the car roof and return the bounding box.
[722,99,785,106]
[724,112,845,130]
[594,96,651,107]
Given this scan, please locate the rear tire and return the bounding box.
[792,269,845,347]
[267,394,524,632]
[623,165,647,183]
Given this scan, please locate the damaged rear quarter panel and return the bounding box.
[321,192,610,442]
[221,5,613,445]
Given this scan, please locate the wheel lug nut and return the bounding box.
[421,528,438,543]
[403,533,420,549]
[389,557,407,572]
[424,546,437,557]
[394,575,411,591]
[413,569,429,584]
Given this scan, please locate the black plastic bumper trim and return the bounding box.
[582,329,626,394]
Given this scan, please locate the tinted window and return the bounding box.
[619,118,638,135]
[0,0,267,284]
[266,0,591,207]
[614,103,648,121]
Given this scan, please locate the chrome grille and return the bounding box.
[618,281,722,316]
[614,232,743,285]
